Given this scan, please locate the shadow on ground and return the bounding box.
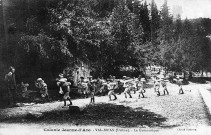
[1,103,173,128]
[190,77,207,84]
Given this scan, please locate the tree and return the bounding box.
[138,1,151,42]
[195,19,211,74]
[109,1,145,75]
[148,0,161,65]
[159,0,173,42]
[173,15,182,41]
[150,0,160,44]
[158,0,174,69]
[89,0,120,18]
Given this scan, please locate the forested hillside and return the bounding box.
[0,0,211,84]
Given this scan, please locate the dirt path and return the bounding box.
[0,82,210,129]
[125,82,211,127]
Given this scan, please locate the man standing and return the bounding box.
[5,66,17,107]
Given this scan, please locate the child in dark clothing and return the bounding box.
[57,74,72,107]
[89,82,96,103]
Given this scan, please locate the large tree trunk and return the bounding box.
[188,71,193,80]
[183,71,186,79]
[201,68,204,77]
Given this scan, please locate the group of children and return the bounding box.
[153,74,184,96]
[5,66,185,108]
[77,76,102,103]
[120,76,146,99]
[104,72,185,102]
[4,66,50,107]
[36,72,185,108]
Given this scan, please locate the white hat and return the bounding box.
[141,78,146,82]
[158,74,164,79]
[59,73,64,78]
[37,78,43,82]
[58,78,67,83]
[179,79,183,81]
[176,75,181,79]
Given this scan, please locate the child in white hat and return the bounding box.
[107,81,117,101]
[123,82,133,98]
[176,76,184,94]
[78,77,89,98]
[57,74,72,107]
[160,77,169,95]
[154,76,161,96]
[35,78,50,102]
[137,77,146,98]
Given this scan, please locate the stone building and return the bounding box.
[63,58,91,86]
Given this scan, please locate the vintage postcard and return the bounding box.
[0,0,211,135]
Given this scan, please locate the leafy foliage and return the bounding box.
[1,0,211,80]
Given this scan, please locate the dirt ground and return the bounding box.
[0,81,211,135]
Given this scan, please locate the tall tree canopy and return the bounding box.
[0,0,211,79]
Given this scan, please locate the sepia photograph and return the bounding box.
[0,0,211,134]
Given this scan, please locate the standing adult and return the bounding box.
[5,66,17,107]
